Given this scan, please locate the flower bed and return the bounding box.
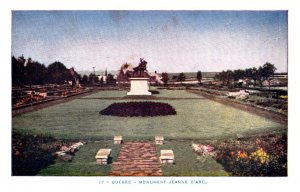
[99,101,176,117]
[192,144,215,156]
[213,134,287,176]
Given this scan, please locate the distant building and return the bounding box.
[148,71,163,85]
[262,73,288,87]
[68,67,80,85]
[96,68,109,84]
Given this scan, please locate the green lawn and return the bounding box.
[38,140,120,176]
[37,139,229,176]
[157,140,229,176]
[12,89,286,140]
[12,89,287,176]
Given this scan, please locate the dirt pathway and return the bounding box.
[109,141,162,176]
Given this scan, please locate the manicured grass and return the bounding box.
[12,90,286,140]
[37,139,229,176]
[82,90,127,98]
[12,89,287,176]
[154,89,201,99]
[157,140,229,176]
[37,140,120,176]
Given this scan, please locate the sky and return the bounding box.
[11,11,288,73]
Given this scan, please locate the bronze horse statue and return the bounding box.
[133,58,148,77]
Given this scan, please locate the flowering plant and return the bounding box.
[192,144,215,156]
[235,150,248,160]
[249,148,270,164]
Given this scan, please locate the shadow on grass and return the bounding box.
[12,133,67,176]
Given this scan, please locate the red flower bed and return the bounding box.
[99,101,176,117]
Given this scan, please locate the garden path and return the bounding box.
[109,141,162,176]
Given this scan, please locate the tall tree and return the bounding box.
[215,71,226,85]
[81,75,88,84]
[233,69,245,81]
[177,72,186,83]
[196,71,202,85]
[26,61,48,85]
[225,70,234,85]
[12,56,26,86]
[261,62,277,88]
[250,67,259,87]
[106,73,116,85]
[47,61,70,84]
[161,72,169,86]
[216,70,234,85]
[88,73,95,84]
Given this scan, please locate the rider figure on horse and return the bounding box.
[133,58,148,77]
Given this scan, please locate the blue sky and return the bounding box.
[12,11,288,72]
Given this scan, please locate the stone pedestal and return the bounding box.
[95,149,112,165]
[114,136,123,144]
[155,136,164,145]
[160,150,174,164]
[127,78,152,96]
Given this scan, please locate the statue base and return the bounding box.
[127,78,152,96]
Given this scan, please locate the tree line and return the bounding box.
[12,55,81,86]
[215,62,277,88]
[161,71,201,85]
[12,55,116,86]
[160,62,276,88]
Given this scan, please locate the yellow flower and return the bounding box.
[250,148,269,164]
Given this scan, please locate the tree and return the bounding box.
[233,69,245,81]
[26,61,48,85]
[215,70,233,85]
[261,62,277,88]
[177,72,186,83]
[196,71,202,85]
[161,72,169,86]
[215,71,226,85]
[225,70,234,85]
[88,73,95,84]
[12,56,26,86]
[81,75,88,84]
[106,73,116,85]
[250,67,260,87]
[47,61,70,84]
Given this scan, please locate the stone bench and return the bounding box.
[155,136,164,145]
[95,149,112,165]
[160,150,174,164]
[114,136,123,144]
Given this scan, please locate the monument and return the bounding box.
[127,58,152,95]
